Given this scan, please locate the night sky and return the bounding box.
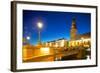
[23,10,91,45]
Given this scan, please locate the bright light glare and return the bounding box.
[41,47,50,54]
[26,36,30,40]
[81,37,84,40]
[37,22,43,29]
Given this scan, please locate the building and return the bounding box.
[69,37,90,47]
[70,18,77,40]
[44,38,68,48]
[69,18,91,48]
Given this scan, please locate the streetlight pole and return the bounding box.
[26,36,30,45]
[37,22,43,45]
[38,29,41,45]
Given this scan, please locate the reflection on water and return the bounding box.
[23,45,91,62]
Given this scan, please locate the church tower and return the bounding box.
[70,18,77,40]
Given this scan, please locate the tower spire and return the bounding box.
[70,17,77,40]
[71,17,77,29]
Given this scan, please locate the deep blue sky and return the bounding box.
[23,10,91,45]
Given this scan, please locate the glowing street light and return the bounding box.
[26,36,30,44]
[37,22,43,29]
[37,22,43,45]
[26,36,30,40]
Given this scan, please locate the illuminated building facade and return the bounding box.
[69,18,91,48]
[44,38,68,48]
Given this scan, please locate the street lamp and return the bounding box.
[37,22,43,45]
[26,36,30,40]
[26,36,30,44]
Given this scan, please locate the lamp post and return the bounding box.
[37,22,43,45]
[26,36,30,45]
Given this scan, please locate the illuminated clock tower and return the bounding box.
[70,18,77,40]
